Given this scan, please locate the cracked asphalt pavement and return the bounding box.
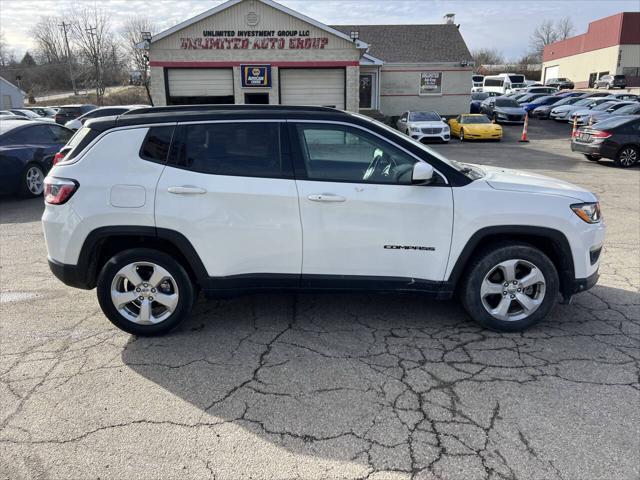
[1,120,638,480]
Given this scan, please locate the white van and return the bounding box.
[482,73,527,95]
[471,75,484,92]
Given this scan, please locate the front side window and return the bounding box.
[168,122,286,178]
[295,123,418,185]
[47,125,73,143]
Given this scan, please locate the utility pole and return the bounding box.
[85,25,102,105]
[58,21,77,95]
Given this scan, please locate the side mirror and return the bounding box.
[412,162,434,184]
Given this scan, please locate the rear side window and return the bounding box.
[140,126,174,163]
[64,127,100,161]
[168,122,288,178]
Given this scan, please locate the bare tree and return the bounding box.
[557,17,574,40]
[121,15,156,103]
[471,48,504,72]
[0,31,12,68]
[31,16,67,64]
[68,4,113,105]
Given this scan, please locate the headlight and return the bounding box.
[410,126,421,133]
[571,202,602,223]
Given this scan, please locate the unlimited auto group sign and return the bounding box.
[181,30,329,50]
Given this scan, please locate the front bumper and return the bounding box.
[563,269,599,303]
[411,133,450,142]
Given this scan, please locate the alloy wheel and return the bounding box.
[26,166,44,195]
[110,262,179,325]
[618,148,637,167]
[480,259,546,322]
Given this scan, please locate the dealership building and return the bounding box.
[145,0,473,116]
[542,12,640,88]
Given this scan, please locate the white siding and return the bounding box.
[280,69,345,109]
[544,65,559,82]
[167,68,234,97]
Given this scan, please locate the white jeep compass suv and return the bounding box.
[42,105,605,336]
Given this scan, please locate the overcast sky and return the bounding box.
[1,0,637,59]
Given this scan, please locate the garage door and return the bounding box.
[280,69,345,109]
[544,65,559,83]
[167,68,233,97]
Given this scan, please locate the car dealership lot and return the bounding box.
[1,120,638,480]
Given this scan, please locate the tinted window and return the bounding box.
[614,104,640,115]
[484,79,503,87]
[295,123,417,185]
[47,125,73,143]
[471,93,488,100]
[6,125,56,144]
[613,75,625,80]
[591,117,637,130]
[140,126,174,163]
[57,107,81,115]
[462,116,491,124]
[169,122,285,178]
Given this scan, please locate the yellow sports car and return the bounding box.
[448,114,503,141]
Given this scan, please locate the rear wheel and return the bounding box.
[460,243,559,331]
[19,163,45,197]
[614,145,638,168]
[97,248,195,336]
[584,154,601,161]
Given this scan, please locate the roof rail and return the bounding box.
[122,104,341,116]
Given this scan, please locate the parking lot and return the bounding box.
[0,119,638,480]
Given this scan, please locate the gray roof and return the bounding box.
[331,24,473,64]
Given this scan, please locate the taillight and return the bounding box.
[591,131,612,139]
[53,152,66,166]
[44,177,78,205]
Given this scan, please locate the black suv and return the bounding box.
[571,115,640,167]
[54,104,96,125]
[545,78,575,90]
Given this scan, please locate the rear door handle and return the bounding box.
[307,194,346,203]
[167,186,207,195]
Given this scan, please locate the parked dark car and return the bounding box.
[469,91,499,113]
[545,78,575,89]
[595,74,627,90]
[480,96,526,123]
[23,107,57,118]
[521,95,562,114]
[54,104,96,125]
[532,96,584,119]
[0,120,74,197]
[516,93,548,105]
[571,115,640,167]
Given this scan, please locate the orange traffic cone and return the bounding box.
[519,113,529,143]
[571,115,578,138]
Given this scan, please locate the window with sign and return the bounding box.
[419,72,443,96]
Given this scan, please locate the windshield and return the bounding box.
[409,112,441,122]
[574,98,594,106]
[462,116,491,124]
[613,75,625,79]
[495,98,520,108]
[353,113,483,180]
[557,78,569,82]
[591,117,635,130]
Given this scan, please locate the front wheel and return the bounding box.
[459,128,465,141]
[615,146,638,168]
[460,243,559,331]
[97,248,195,336]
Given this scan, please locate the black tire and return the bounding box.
[97,248,195,336]
[460,243,559,332]
[18,163,45,198]
[614,145,638,168]
[584,154,601,161]
[459,128,464,141]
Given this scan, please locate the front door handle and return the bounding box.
[307,194,346,203]
[167,186,207,195]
